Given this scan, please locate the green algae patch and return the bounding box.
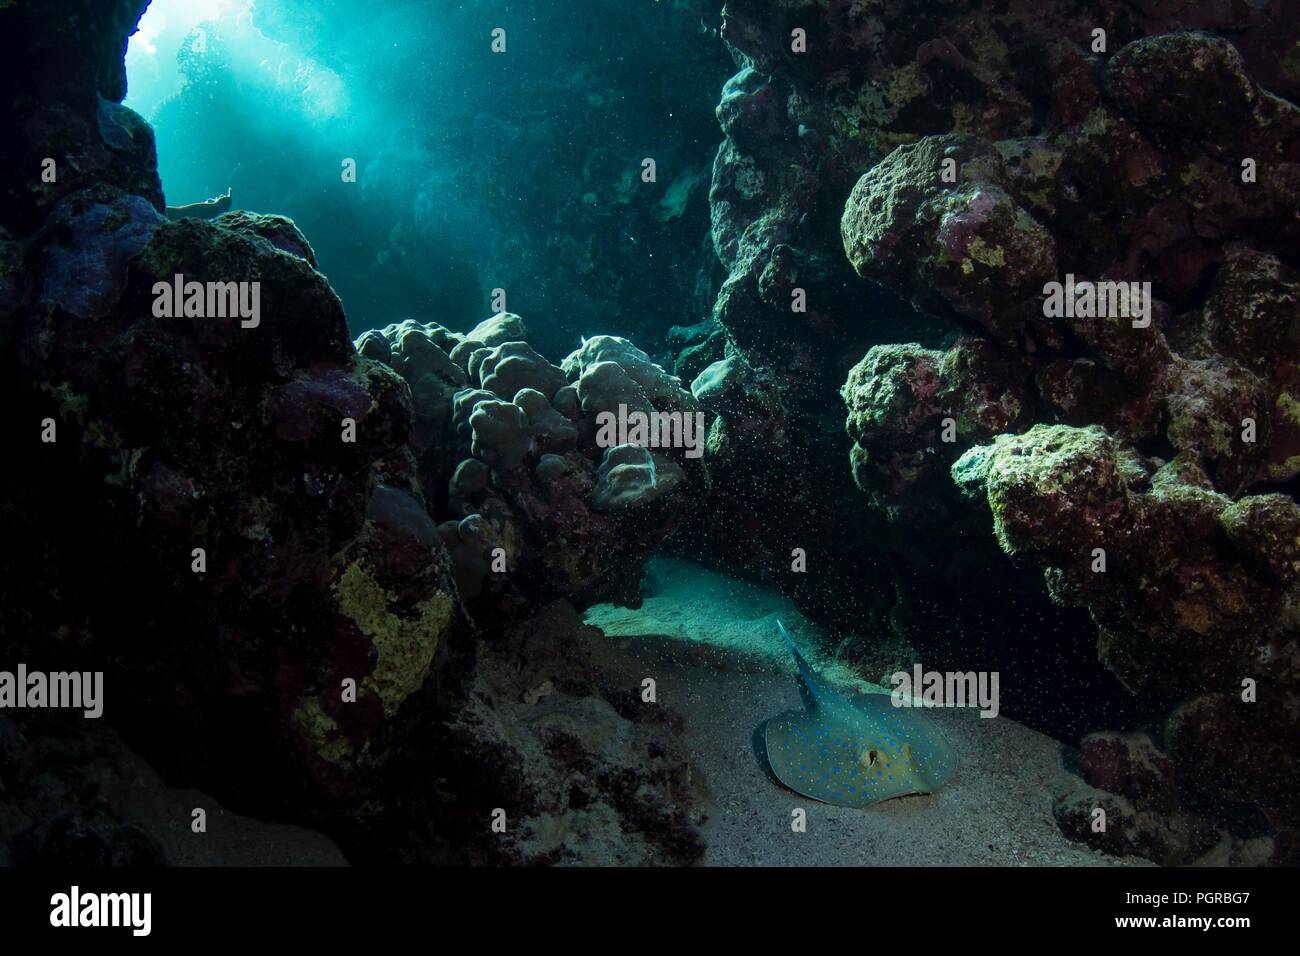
[884,62,928,116]
[1277,390,1300,426]
[952,424,1131,556]
[966,236,1006,269]
[1080,108,1111,139]
[292,696,355,767]
[333,560,453,717]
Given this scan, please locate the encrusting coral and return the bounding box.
[0,0,710,866]
[700,0,1300,863]
[353,319,705,617]
[834,28,1300,860]
[3,0,1299,869]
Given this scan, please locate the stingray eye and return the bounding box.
[863,748,881,768]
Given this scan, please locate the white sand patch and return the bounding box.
[583,558,1148,866]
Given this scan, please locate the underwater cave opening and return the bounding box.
[124,0,731,357]
[125,0,254,122]
[124,0,480,337]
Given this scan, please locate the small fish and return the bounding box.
[762,620,957,807]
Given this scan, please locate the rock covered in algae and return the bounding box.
[10,190,473,821]
[952,425,1299,748]
[352,317,704,616]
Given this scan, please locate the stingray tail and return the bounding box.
[777,619,831,706]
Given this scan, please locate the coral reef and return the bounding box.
[702,0,1299,862]
[0,0,707,865]
[5,0,1298,870]
[409,602,707,865]
[12,185,467,820]
[353,319,704,619]
[952,426,1298,710]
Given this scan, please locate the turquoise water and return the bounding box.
[124,0,728,355]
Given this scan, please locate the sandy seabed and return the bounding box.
[585,559,1148,867]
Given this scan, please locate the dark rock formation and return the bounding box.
[6,0,1298,870]
[11,183,467,825]
[1,0,707,866]
[0,0,165,235]
[353,317,705,621]
[0,710,349,867]
[404,602,707,866]
[702,0,1299,863]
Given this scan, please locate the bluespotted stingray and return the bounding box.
[762,621,957,807]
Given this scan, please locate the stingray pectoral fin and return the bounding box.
[916,715,959,792]
[765,710,882,809]
[762,711,807,789]
[849,692,959,793]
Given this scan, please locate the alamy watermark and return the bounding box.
[1042,273,1151,328]
[0,664,102,718]
[595,403,705,459]
[890,664,999,718]
[50,886,150,936]
[152,273,260,328]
